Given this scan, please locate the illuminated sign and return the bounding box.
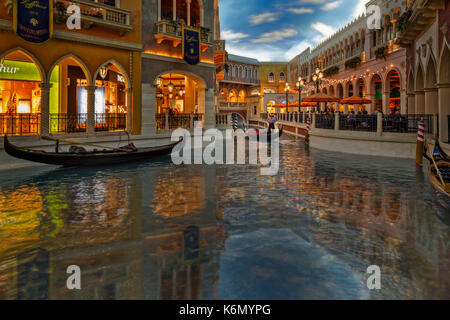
[0,64,20,75]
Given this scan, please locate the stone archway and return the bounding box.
[424,56,438,114]
[415,64,425,114]
[438,41,450,142]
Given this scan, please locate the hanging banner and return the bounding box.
[182,26,201,65]
[14,0,53,43]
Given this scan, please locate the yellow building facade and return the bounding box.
[0,0,142,136]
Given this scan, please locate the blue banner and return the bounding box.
[15,0,52,43]
[183,26,201,65]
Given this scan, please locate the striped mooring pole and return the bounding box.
[305,116,311,144]
[416,118,425,167]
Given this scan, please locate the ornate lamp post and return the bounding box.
[296,77,305,113]
[285,83,290,114]
[312,68,323,112]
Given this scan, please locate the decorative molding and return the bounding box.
[0,19,142,51]
[52,30,142,51]
[142,52,215,68]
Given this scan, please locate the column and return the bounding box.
[142,83,157,135]
[438,83,450,142]
[343,104,349,114]
[86,85,96,135]
[366,93,375,114]
[400,89,407,114]
[39,83,52,136]
[407,93,415,114]
[415,90,425,114]
[334,112,340,131]
[127,87,132,132]
[173,0,176,20]
[424,88,438,114]
[382,91,390,114]
[204,88,215,129]
[186,0,191,26]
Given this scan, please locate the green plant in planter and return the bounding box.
[397,10,412,33]
[324,66,339,77]
[375,46,387,60]
[54,1,67,24]
[345,57,361,69]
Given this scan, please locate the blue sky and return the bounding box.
[219,0,368,61]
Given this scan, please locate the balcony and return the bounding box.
[395,0,444,47]
[54,0,133,36]
[219,102,247,109]
[222,75,260,85]
[154,20,213,52]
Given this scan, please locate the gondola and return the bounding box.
[4,135,182,167]
[424,139,450,197]
[245,125,283,143]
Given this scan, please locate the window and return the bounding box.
[279,72,285,82]
[268,72,275,83]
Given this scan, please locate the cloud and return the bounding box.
[252,28,298,43]
[321,1,342,11]
[221,30,249,41]
[225,43,281,62]
[352,0,367,18]
[310,22,336,38]
[285,41,312,60]
[249,12,279,25]
[287,8,314,14]
[298,0,326,3]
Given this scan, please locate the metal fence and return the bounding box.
[156,114,204,130]
[340,115,377,132]
[95,113,127,132]
[50,113,87,134]
[315,114,335,130]
[448,115,450,142]
[0,114,40,136]
[382,114,433,134]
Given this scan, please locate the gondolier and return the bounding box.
[267,114,277,132]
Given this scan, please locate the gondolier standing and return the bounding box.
[267,114,277,132]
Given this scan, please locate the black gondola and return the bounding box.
[4,135,182,167]
[424,139,450,197]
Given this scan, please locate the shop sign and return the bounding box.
[14,0,53,43]
[0,60,41,81]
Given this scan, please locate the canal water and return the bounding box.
[0,137,449,300]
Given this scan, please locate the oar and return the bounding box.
[425,140,446,186]
[41,136,132,153]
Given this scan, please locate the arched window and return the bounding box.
[268,72,275,83]
[279,72,285,82]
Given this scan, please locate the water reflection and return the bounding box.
[0,140,449,299]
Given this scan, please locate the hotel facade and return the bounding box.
[286,0,450,141]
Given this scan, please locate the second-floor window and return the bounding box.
[160,0,202,27]
[279,72,285,82]
[268,72,275,83]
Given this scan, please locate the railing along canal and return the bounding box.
[0,114,40,136]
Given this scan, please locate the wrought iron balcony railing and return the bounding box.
[54,0,132,35]
[154,20,213,52]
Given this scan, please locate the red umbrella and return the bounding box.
[340,96,372,104]
[302,93,340,103]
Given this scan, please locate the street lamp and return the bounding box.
[296,77,305,113]
[312,68,323,112]
[285,83,290,114]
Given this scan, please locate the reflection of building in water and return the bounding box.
[151,171,206,217]
[281,162,450,299]
[143,226,222,300]
[0,186,43,256]
[0,165,225,300]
